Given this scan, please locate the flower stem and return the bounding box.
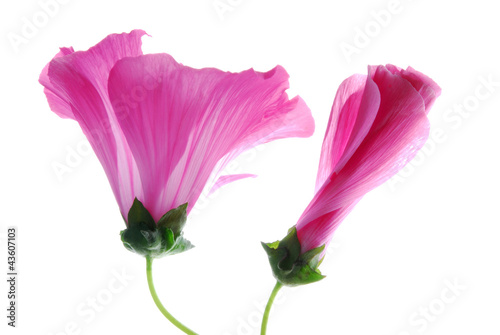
[261,281,283,335]
[146,256,198,335]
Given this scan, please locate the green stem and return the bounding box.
[146,256,198,335]
[261,281,283,335]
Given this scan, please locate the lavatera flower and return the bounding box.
[39,30,314,259]
[40,30,314,335]
[262,64,441,287]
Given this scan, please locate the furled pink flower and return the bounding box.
[39,30,314,228]
[295,64,441,255]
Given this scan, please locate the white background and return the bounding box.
[1,0,499,334]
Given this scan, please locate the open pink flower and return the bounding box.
[296,64,440,254]
[39,30,314,223]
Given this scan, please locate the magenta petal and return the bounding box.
[39,47,75,119]
[108,54,314,220]
[399,66,442,114]
[297,64,434,254]
[315,74,381,192]
[209,174,257,195]
[39,30,147,217]
[315,75,364,192]
[328,66,427,209]
[297,200,359,254]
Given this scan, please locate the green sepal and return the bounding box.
[127,198,155,230]
[157,226,194,257]
[120,198,193,258]
[262,227,326,286]
[157,203,188,238]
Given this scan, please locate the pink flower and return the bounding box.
[296,64,441,254]
[39,30,314,223]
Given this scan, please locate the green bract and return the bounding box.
[262,227,325,286]
[120,198,194,258]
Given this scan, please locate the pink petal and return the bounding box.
[39,47,75,119]
[315,74,380,192]
[297,65,430,253]
[108,54,314,220]
[399,66,442,114]
[39,30,147,218]
[209,174,257,195]
[296,199,360,254]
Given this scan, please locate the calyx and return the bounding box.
[262,227,325,286]
[120,198,193,258]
